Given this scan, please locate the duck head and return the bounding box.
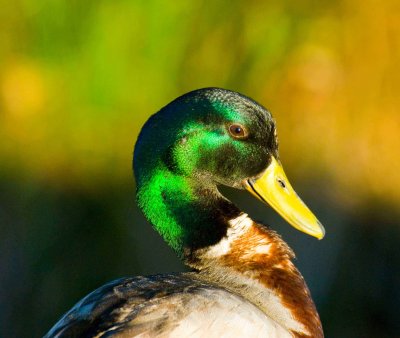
[134,88,324,257]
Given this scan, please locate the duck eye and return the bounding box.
[228,124,248,139]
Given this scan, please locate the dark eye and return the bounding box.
[228,124,248,139]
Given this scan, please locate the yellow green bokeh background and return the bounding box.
[1,1,399,337]
[2,0,399,203]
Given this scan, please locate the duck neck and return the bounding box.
[136,163,242,258]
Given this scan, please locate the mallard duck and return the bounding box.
[45,88,325,338]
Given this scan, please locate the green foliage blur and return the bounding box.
[1,1,399,337]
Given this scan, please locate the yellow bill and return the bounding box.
[245,156,325,239]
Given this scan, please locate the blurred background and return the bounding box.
[1,0,399,337]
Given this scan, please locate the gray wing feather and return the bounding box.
[44,274,288,338]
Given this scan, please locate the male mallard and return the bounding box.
[45,88,325,338]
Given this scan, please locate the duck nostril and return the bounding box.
[277,178,286,189]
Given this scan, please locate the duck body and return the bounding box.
[45,88,324,338]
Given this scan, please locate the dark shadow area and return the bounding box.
[1,177,399,337]
[321,202,400,338]
[0,177,183,338]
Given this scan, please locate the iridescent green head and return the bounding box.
[133,88,324,257]
[134,88,278,188]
